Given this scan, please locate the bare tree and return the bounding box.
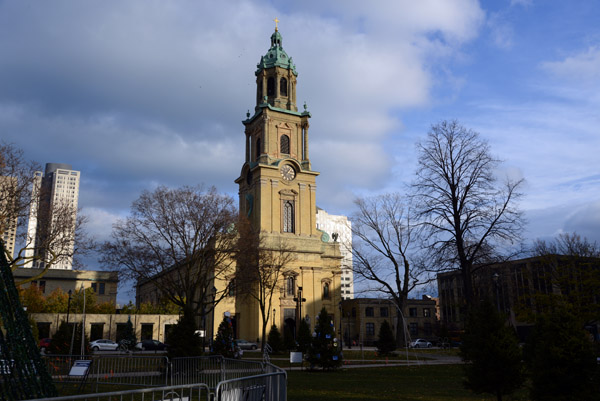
[100,185,237,324]
[0,142,92,284]
[235,219,294,350]
[351,193,425,346]
[412,120,525,307]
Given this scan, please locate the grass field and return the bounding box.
[287,364,529,401]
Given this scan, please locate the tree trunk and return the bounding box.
[396,312,406,347]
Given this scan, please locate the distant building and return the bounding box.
[24,163,80,269]
[437,255,600,340]
[13,267,118,305]
[31,312,179,343]
[341,296,438,346]
[0,176,18,260]
[316,208,354,299]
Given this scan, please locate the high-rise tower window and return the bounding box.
[256,137,261,160]
[283,200,294,233]
[267,77,275,96]
[280,77,288,96]
[280,135,290,154]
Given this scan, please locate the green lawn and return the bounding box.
[287,365,528,401]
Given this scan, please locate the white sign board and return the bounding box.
[69,359,91,376]
[290,352,303,363]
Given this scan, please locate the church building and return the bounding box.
[229,25,344,341]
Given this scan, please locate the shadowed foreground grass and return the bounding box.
[287,364,528,401]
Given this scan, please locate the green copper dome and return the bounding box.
[256,29,298,76]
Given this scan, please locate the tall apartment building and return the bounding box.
[316,208,354,299]
[0,176,18,260]
[24,163,80,270]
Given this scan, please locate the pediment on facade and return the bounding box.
[279,189,298,196]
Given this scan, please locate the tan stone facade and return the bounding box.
[233,29,343,342]
[134,29,344,344]
[30,312,179,343]
[13,267,118,305]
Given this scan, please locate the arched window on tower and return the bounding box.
[267,77,275,96]
[256,137,261,160]
[280,77,288,96]
[282,200,294,233]
[323,282,330,299]
[280,134,290,154]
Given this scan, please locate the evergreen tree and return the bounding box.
[213,315,235,358]
[296,318,311,354]
[48,321,89,355]
[460,300,524,401]
[267,324,284,353]
[525,303,598,401]
[375,320,396,356]
[283,324,296,351]
[118,316,137,349]
[306,307,342,370]
[167,310,202,358]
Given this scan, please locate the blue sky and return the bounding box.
[1,1,599,302]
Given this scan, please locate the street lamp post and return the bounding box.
[273,308,276,327]
[347,311,352,349]
[66,289,72,326]
[293,287,306,339]
[492,272,501,312]
[338,302,342,348]
[202,286,217,353]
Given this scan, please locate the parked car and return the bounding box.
[39,338,52,353]
[236,339,258,350]
[409,339,432,348]
[89,339,119,351]
[135,339,168,351]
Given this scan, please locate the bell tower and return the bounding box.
[236,27,319,237]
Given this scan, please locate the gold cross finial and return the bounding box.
[274,17,279,31]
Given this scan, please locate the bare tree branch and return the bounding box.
[351,193,428,345]
[412,120,526,307]
[100,185,237,323]
[0,143,94,283]
[235,218,295,350]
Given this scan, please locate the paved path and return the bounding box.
[249,350,462,370]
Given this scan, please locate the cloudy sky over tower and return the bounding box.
[1,0,599,284]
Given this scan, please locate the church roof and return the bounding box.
[256,29,298,76]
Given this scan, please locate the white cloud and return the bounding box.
[0,0,486,225]
[541,46,600,83]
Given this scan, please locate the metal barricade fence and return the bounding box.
[42,355,88,384]
[170,356,224,388]
[221,359,265,381]
[92,355,169,388]
[23,382,211,401]
[215,371,286,401]
[42,355,169,388]
[36,355,287,401]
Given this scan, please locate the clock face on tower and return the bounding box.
[280,164,296,181]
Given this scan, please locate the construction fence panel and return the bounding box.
[215,372,287,401]
[92,355,169,388]
[42,355,169,388]
[170,355,225,388]
[23,382,211,401]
